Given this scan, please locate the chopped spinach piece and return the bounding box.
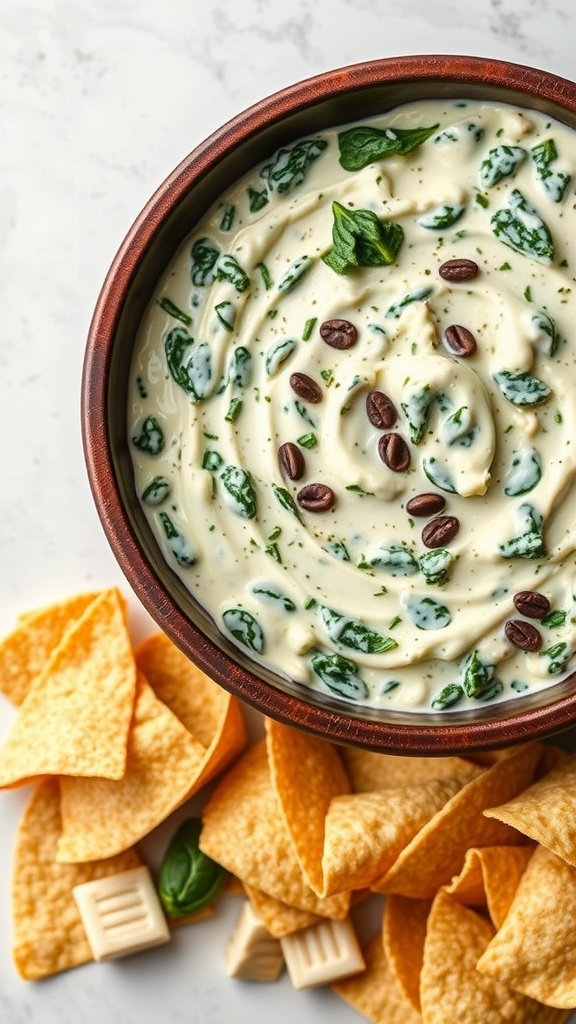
[225,397,243,422]
[431,683,464,710]
[220,465,257,519]
[422,457,457,494]
[541,609,567,629]
[401,383,433,444]
[386,285,433,319]
[531,138,571,203]
[499,502,546,560]
[493,369,550,407]
[164,328,213,402]
[491,189,554,263]
[277,255,312,294]
[226,346,252,388]
[157,297,192,326]
[504,448,542,496]
[417,204,466,230]
[541,641,572,674]
[220,204,236,231]
[419,548,453,586]
[479,145,526,187]
[401,594,451,630]
[158,511,196,566]
[247,186,269,212]
[190,237,220,286]
[261,138,328,194]
[365,542,419,576]
[264,337,296,376]
[250,583,296,612]
[461,650,494,698]
[132,415,164,455]
[216,254,250,293]
[222,608,264,653]
[272,483,300,519]
[214,300,236,332]
[530,309,559,357]
[141,475,171,505]
[317,604,397,655]
[310,651,368,701]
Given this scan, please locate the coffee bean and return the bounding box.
[296,482,335,512]
[438,258,479,282]
[406,492,446,517]
[366,390,397,429]
[513,590,551,620]
[505,618,543,652]
[444,324,477,357]
[319,319,358,349]
[290,372,322,403]
[278,442,305,481]
[378,433,411,473]
[421,515,460,549]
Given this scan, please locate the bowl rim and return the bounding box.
[82,53,576,755]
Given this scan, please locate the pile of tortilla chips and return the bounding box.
[0,587,246,979]
[2,587,576,1022]
[200,719,576,1022]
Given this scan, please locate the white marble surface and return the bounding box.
[2,1,576,1021]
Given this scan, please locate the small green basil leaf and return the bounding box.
[337,123,439,171]
[159,819,227,919]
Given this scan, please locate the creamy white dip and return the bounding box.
[128,98,576,715]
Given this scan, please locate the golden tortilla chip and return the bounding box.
[373,743,540,899]
[322,769,479,898]
[56,671,207,861]
[445,846,533,929]
[0,588,136,788]
[265,718,349,895]
[477,845,576,1009]
[342,747,475,793]
[135,632,246,793]
[421,890,567,1023]
[484,752,576,868]
[383,895,431,1012]
[333,931,423,1023]
[12,779,142,980]
[244,883,323,937]
[199,741,349,920]
[0,592,99,706]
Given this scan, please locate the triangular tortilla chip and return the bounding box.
[0,588,136,787]
[321,770,479,897]
[484,752,576,867]
[445,846,533,929]
[265,718,350,895]
[477,845,576,1009]
[135,632,246,794]
[56,671,207,861]
[200,741,349,920]
[342,747,476,792]
[383,895,431,1012]
[12,779,142,980]
[333,931,423,1023]
[373,743,540,899]
[0,592,99,706]
[243,883,323,937]
[421,890,566,1023]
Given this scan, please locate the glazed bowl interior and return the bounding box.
[82,54,576,755]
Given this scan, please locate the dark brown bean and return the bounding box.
[366,390,397,429]
[278,442,305,481]
[289,372,322,403]
[513,590,551,620]
[438,258,479,282]
[296,482,335,512]
[505,619,543,652]
[406,492,446,517]
[378,433,411,473]
[444,324,477,358]
[421,515,460,549]
[319,318,358,349]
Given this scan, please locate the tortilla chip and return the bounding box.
[265,718,350,895]
[0,592,99,706]
[0,588,136,788]
[135,632,246,793]
[484,752,576,868]
[383,895,431,1012]
[56,671,207,861]
[12,779,142,980]
[333,932,422,1023]
[445,846,533,929]
[199,741,349,920]
[373,743,540,899]
[244,883,324,937]
[477,845,576,1009]
[421,890,567,1023]
[342,747,476,793]
[322,771,478,897]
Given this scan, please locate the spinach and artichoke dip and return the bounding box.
[128,98,576,715]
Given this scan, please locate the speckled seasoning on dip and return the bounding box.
[128,98,576,715]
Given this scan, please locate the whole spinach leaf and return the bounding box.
[338,123,439,171]
[323,201,404,275]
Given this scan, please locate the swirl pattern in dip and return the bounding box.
[128,98,576,715]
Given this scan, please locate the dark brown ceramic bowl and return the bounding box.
[82,54,576,755]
